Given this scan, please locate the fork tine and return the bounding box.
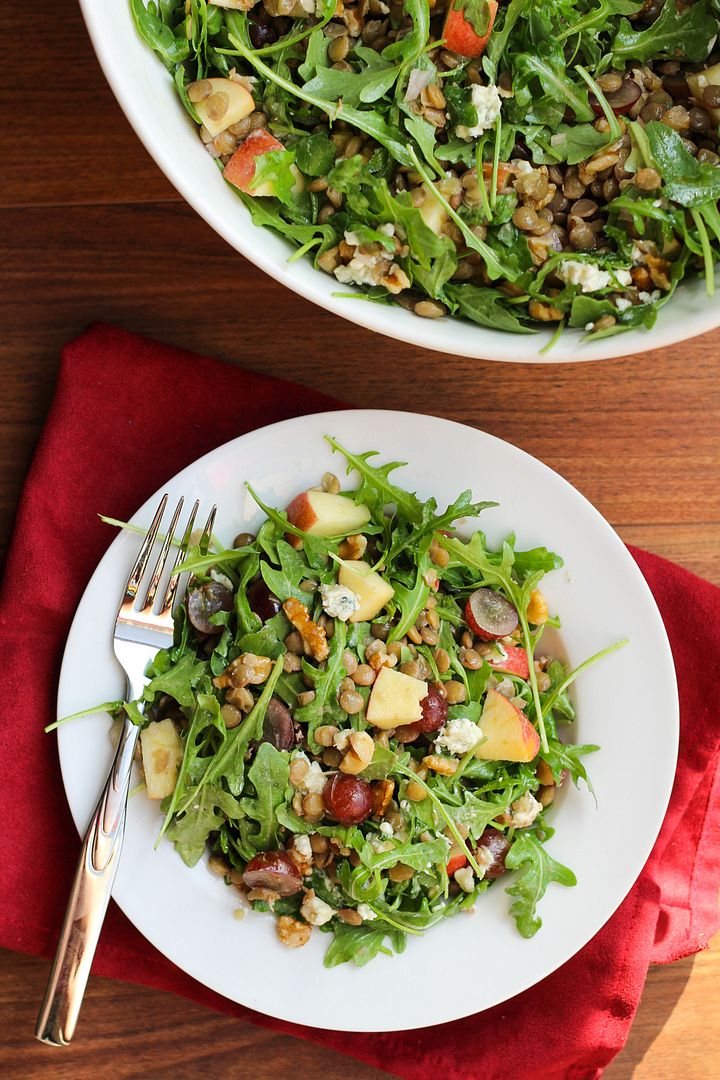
[161,498,200,613]
[199,505,217,556]
[142,497,184,611]
[123,495,168,601]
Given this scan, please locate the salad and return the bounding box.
[131,0,720,344]
[69,439,624,967]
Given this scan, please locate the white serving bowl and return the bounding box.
[80,1,720,362]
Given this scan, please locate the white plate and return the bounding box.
[78,1,720,363]
[58,411,678,1030]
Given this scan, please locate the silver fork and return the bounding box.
[35,495,216,1046]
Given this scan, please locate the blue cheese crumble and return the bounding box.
[434,717,483,755]
[456,84,502,140]
[319,583,360,621]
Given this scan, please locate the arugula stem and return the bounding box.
[368,903,423,935]
[543,638,630,717]
[690,207,715,296]
[490,117,502,211]
[539,318,566,355]
[475,136,492,223]
[575,65,622,143]
[519,611,549,754]
[45,700,124,733]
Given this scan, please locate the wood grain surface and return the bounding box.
[0,2,718,1077]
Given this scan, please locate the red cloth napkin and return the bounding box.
[1,324,718,1080]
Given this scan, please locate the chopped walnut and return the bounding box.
[247,887,280,908]
[372,778,395,818]
[338,534,368,561]
[214,653,272,690]
[276,915,312,948]
[283,597,329,662]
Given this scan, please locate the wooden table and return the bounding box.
[1,3,718,1076]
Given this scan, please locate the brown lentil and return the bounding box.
[434,648,451,674]
[188,79,212,103]
[322,748,342,767]
[352,664,376,686]
[444,680,467,704]
[702,84,720,110]
[205,92,229,122]
[414,300,447,318]
[636,167,662,191]
[340,689,365,714]
[303,793,325,821]
[388,863,415,883]
[220,703,243,729]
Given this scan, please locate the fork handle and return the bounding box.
[35,714,140,1045]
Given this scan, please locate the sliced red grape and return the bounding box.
[323,773,373,825]
[187,581,233,634]
[261,698,295,750]
[242,851,302,896]
[475,827,511,880]
[590,78,641,116]
[465,588,518,641]
[417,686,448,733]
[247,578,281,622]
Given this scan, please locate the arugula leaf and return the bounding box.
[240,743,290,850]
[513,44,595,123]
[323,921,406,968]
[166,784,243,866]
[143,649,207,708]
[325,436,425,523]
[260,539,313,602]
[645,121,720,207]
[505,832,577,937]
[388,533,433,640]
[611,0,717,64]
[445,284,536,334]
[542,739,599,791]
[130,0,190,68]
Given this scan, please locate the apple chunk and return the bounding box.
[193,78,254,137]
[487,644,530,680]
[285,489,371,537]
[337,559,394,622]
[366,668,428,730]
[140,718,183,799]
[475,689,540,762]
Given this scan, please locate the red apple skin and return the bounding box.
[223,129,284,193]
[487,645,530,680]
[285,491,318,533]
[446,852,468,877]
[443,0,498,58]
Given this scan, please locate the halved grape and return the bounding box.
[590,78,641,116]
[187,581,233,634]
[261,698,295,750]
[476,827,511,880]
[323,773,373,825]
[247,578,281,622]
[465,588,518,641]
[242,851,302,896]
[417,687,448,733]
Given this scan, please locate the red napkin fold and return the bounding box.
[1,324,718,1080]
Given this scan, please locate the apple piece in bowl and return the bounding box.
[366,667,428,730]
[285,489,371,537]
[475,688,540,763]
[337,559,394,622]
